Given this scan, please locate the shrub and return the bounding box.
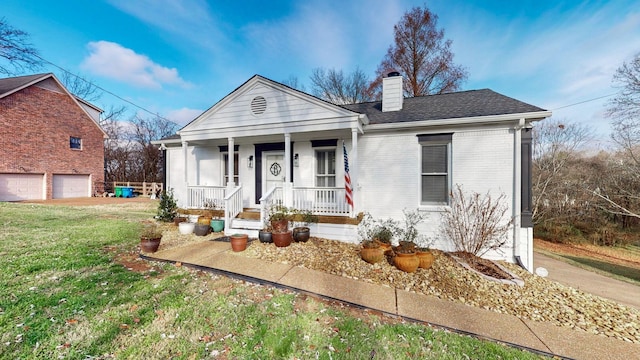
[439,185,513,256]
[156,189,178,222]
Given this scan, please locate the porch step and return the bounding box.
[226,218,262,238]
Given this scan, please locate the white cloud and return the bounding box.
[165,108,203,125]
[81,41,191,89]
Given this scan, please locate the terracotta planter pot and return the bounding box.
[258,230,273,243]
[140,237,161,253]
[272,231,292,247]
[173,216,187,226]
[292,227,310,242]
[360,246,384,264]
[230,234,248,252]
[393,252,420,273]
[271,219,289,233]
[211,219,225,232]
[198,216,212,225]
[178,222,195,235]
[374,240,393,254]
[193,223,210,236]
[416,250,435,269]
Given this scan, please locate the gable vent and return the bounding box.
[251,96,267,115]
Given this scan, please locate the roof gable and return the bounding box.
[0,73,107,137]
[179,75,363,141]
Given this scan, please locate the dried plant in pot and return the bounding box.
[360,240,385,264]
[272,230,292,247]
[393,241,419,273]
[291,209,317,242]
[269,205,292,233]
[258,225,273,243]
[416,247,435,269]
[140,223,162,253]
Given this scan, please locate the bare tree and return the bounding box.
[532,119,592,224]
[130,115,179,182]
[281,75,306,92]
[310,67,372,105]
[60,71,102,102]
[369,6,467,99]
[607,52,640,122]
[0,17,43,76]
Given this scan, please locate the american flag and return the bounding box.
[343,141,353,209]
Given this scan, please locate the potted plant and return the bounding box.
[393,241,419,273]
[416,247,435,269]
[360,240,385,264]
[291,209,318,242]
[194,222,210,236]
[372,225,394,252]
[178,221,195,235]
[203,198,225,232]
[173,215,187,226]
[140,222,163,253]
[258,225,273,244]
[272,230,293,247]
[230,233,249,252]
[269,204,291,233]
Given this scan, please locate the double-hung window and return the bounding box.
[223,152,239,184]
[419,133,452,205]
[315,149,336,187]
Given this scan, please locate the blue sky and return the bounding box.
[4,0,639,143]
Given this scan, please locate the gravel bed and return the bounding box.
[158,229,640,344]
[240,237,640,344]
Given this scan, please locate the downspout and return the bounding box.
[513,119,525,269]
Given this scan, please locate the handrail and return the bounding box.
[259,186,283,227]
[223,185,243,233]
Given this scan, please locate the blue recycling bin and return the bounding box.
[122,187,133,198]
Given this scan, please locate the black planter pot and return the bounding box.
[293,227,310,242]
[258,230,273,243]
[194,223,210,236]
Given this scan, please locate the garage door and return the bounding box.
[0,173,44,201]
[53,174,90,198]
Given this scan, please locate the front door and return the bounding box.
[263,152,285,196]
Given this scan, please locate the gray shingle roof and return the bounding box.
[0,73,50,98]
[342,89,547,124]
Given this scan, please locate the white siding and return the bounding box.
[357,126,517,256]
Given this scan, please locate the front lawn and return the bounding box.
[0,202,544,359]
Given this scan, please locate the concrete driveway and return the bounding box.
[534,252,640,309]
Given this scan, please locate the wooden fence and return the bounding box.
[111,182,163,197]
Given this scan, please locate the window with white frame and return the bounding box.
[223,152,239,184]
[419,133,452,205]
[70,136,82,150]
[315,149,336,187]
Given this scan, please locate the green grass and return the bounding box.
[0,202,546,359]
[560,255,640,284]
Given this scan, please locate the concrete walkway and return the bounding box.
[142,241,640,360]
[534,252,640,309]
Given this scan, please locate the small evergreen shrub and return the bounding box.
[156,189,178,222]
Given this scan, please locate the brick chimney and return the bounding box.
[382,71,403,112]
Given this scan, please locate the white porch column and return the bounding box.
[283,133,293,207]
[227,137,235,188]
[350,128,358,217]
[182,141,188,184]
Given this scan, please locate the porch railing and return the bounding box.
[224,185,243,233]
[292,187,352,216]
[187,186,226,209]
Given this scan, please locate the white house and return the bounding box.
[156,74,550,271]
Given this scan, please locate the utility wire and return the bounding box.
[551,92,618,110]
[33,54,174,122]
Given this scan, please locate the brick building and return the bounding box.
[0,73,106,201]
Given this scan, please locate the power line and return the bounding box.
[33,54,174,122]
[552,92,618,110]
